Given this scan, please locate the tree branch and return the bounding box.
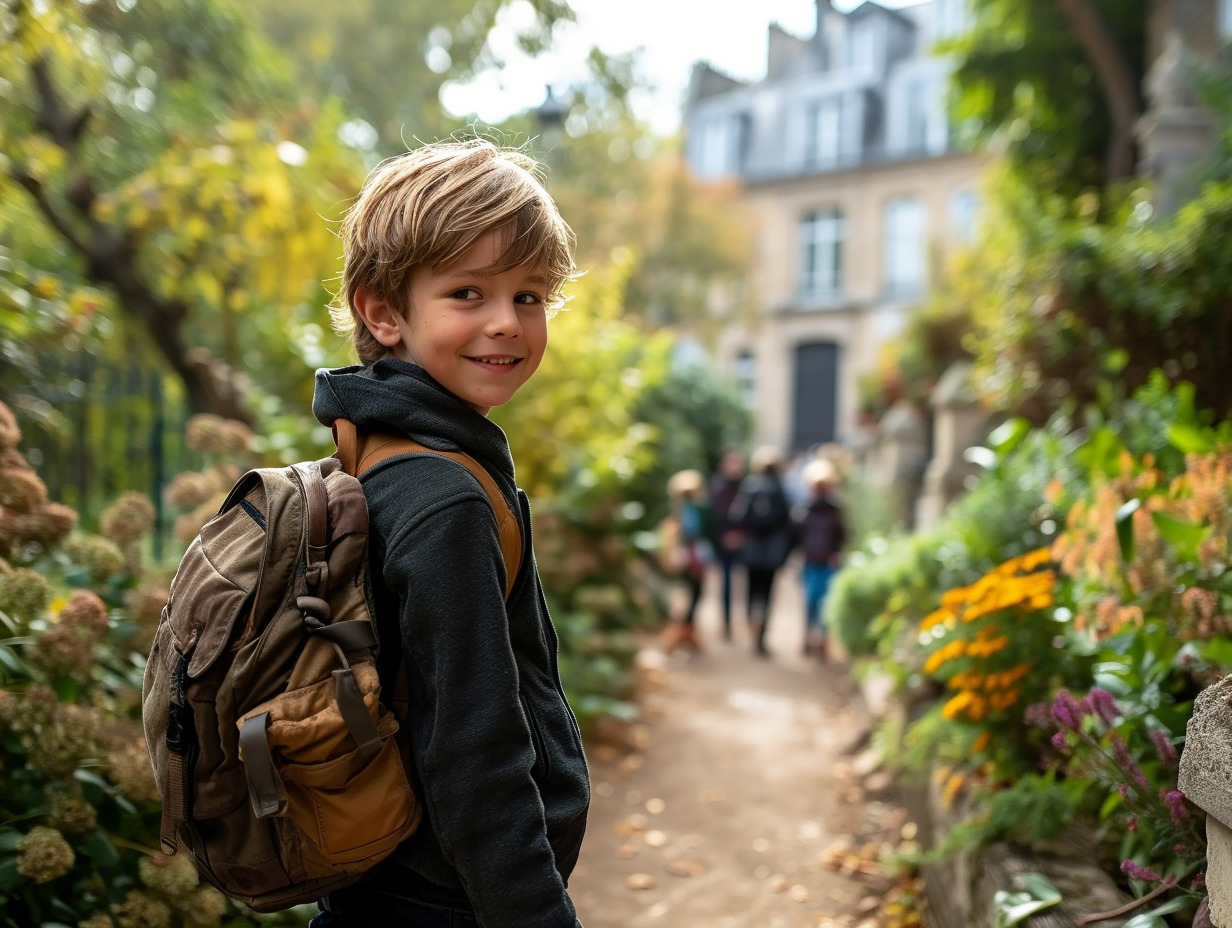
[1055,0,1142,184]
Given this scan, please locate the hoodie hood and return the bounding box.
[313,359,517,497]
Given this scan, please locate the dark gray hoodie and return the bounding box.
[313,359,589,928]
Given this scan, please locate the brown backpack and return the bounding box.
[141,420,522,913]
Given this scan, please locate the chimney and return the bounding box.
[814,0,835,67]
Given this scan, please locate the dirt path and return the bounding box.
[570,565,920,928]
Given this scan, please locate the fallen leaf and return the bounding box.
[626,873,656,891]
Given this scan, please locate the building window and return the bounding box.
[734,350,757,407]
[884,197,927,295]
[691,114,744,179]
[804,96,843,167]
[949,188,981,245]
[903,79,929,154]
[799,209,845,299]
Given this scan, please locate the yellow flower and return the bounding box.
[972,731,992,753]
[942,691,974,719]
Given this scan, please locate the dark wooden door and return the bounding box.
[791,341,839,451]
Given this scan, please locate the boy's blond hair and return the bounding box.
[331,138,577,364]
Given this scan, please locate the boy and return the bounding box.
[308,139,589,927]
[794,457,847,660]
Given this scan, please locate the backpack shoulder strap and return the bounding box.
[332,418,523,600]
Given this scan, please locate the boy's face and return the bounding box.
[390,230,548,416]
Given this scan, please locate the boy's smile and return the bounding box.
[386,230,548,415]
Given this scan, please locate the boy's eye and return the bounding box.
[449,288,481,300]
[515,292,544,305]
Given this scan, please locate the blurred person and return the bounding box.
[707,447,747,640]
[730,445,795,658]
[793,457,847,660]
[657,468,713,653]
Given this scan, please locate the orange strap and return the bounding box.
[332,418,523,600]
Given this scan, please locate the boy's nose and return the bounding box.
[485,298,522,337]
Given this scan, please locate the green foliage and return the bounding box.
[856,379,1230,906]
[946,0,1148,198]
[956,168,1232,423]
[0,409,299,927]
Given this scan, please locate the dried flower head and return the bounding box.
[59,590,110,636]
[105,737,160,804]
[62,535,126,582]
[177,887,228,928]
[0,503,79,555]
[100,492,156,544]
[0,467,48,512]
[125,583,168,634]
[164,472,217,511]
[138,852,199,897]
[30,621,96,679]
[47,782,99,833]
[185,414,252,456]
[79,915,115,928]
[114,889,172,928]
[24,702,102,779]
[0,566,51,622]
[0,401,20,451]
[16,825,75,883]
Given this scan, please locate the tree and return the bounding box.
[247,0,576,153]
[948,0,1148,200]
[1,0,362,421]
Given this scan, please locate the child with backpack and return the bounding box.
[307,139,590,926]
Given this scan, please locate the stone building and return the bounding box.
[681,0,989,454]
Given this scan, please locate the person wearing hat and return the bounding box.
[658,468,713,653]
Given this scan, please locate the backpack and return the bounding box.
[141,419,522,913]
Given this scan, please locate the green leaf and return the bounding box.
[0,858,19,892]
[1168,422,1214,454]
[1116,498,1141,562]
[987,417,1030,455]
[991,872,1063,927]
[1150,511,1209,562]
[1123,897,1188,928]
[0,830,22,851]
[78,830,119,868]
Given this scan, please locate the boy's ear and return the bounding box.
[352,285,405,349]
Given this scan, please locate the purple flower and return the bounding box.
[1127,815,1138,832]
[1150,729,1178,767]
[1162,789,1189,824]
[1024,702,1052,728]
[1050,690,1084,731]
[1119,784,1130,799]
[1174,844,1188,853]
[1112,734,1149,788]
[1121,859,1159,882]
[1051,731,1069,752]
[1088,688,1119,727]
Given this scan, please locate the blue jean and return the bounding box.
[803,563,836,634]
[309,889,478,928]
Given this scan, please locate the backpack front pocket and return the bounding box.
[237,662,420,871]
[280,715,417,864]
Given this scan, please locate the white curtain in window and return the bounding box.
[884,197,927,294]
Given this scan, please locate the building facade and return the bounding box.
[682,0,988,453]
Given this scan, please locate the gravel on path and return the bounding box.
[570,563,925,928]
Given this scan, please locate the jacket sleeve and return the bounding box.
[370,469,581,928]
